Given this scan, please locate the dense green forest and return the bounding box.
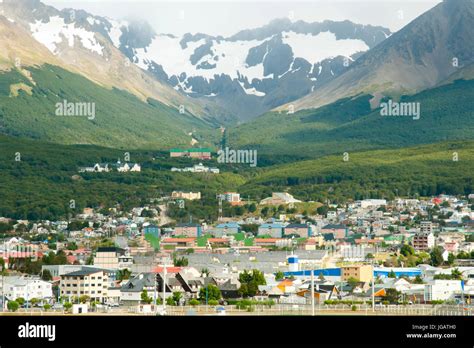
[1,134,473,221]
[240,141,474,204]
[0,135,245,221]
[230,79,474,158]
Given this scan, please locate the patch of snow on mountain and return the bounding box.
[282,31,369,64]
[238,81,265,97]
[107,19,127,47]
[135,35,265,82]
[30,16,104,56]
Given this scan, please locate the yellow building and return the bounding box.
[341,264,373,283]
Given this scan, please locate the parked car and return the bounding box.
[215,306,226,315]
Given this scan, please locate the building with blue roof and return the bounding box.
[258,223,285,238]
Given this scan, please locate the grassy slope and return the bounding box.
[0,65,218,149]
[231,79,474,158]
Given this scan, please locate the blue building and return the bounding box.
[214,222,241,237]
[143,224,160,238]
[258,223,285,238]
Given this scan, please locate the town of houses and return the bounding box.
[1,192,474,315]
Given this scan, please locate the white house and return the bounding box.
[424,280,462,301]
[1,276,53,302]
[171,163,219,174]
[116,161,141,172]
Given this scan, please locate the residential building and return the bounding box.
[424,280,462,301]
[174,223,203,238]
[160,238,196,249]
[321,224,348,239]
[170,148,212,160]
[60,269,109,303]
[1,276,53,302]
[420,221,433,234]
[171,163,219,174]
[221,192,242,206]
[115,161,141,172]
[213,222,241,236]
[258,223,285,238]
[93,247,126,270]
[413,232,435,251]
[341,265,373,283]
[284,223,312,238]
[171,191,201,200]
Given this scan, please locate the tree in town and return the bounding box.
[16,297,25,306]
[451,268,463,280]
[117,268,132,281]
[316,205,329,216]
[173,256,188,267]
[238,269,266,298]
[199,284,222,303]
[66,242,78,251]
[430,246,444,267]
[30,298,39,307]
[43,303,51,311]
[41,269,53,281]
[275,271,285,281]
[388,270,397,278]
[385,288,401,304]
[140,290,152,304]
[247,203,257,213]
[400,244,415,257]
[79,295,90,304]
[172,292,183,306]
[347,277,359,292]
[413,275,424,284]
[447,253,456,266]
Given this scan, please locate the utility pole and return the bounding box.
[311,269,315,316]
[154,270,157,310]
[1,237,4,312]
[162,262,167,314]
[372,261,375,312]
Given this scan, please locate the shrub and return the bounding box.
[7,301,19,312]
[63,302,73,312]
[189,299,200,306]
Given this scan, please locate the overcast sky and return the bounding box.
[44,0,442,37]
